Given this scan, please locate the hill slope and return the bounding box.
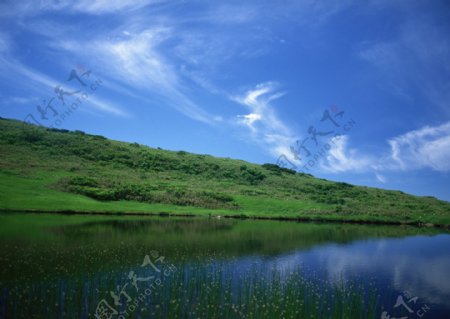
[0,118,449,226]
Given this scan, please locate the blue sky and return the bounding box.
[0,0,450,201]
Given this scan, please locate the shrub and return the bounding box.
[21,130,44,143]
[68,176,99,187]
[262,163,296,175]
[241,168,266,185]
[47,128,69,133]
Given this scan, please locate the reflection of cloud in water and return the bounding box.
[392,256,450,306]
[322,237,450,306]
[232,234,450,308]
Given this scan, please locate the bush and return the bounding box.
[68,176,99,187]
[47,128,69,133]
[21,130,44,143]
[92,135,106,140]
[262,163,296,175]
[336,182,354,188]
[61,176,239,209]
[241,168,266,185]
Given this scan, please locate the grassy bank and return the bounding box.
[1,117,449,226]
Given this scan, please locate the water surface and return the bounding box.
[0,213,448,318]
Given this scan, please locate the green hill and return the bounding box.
[0,117,449,227]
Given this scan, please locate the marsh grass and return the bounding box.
[0,260,382,319]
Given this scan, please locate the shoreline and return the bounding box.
[1,208,448,230]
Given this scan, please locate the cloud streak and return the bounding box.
[388,121,450,172]
[319,135,375,173]
[234,82,294,157]
[0,0,161,17]
[53,26,221,124]
[318,121,450,176]
[0,54,129,118]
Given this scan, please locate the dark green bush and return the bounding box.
[241,168,266,185]
[21,130,44,143]
[68,176,99,187]
[262,163,296,175]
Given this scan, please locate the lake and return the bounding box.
[0,213,449,318]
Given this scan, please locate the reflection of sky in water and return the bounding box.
[2,228,449,318]
[217,233,450,316]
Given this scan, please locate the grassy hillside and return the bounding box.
[0,117,449,226]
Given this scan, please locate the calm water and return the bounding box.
[0,213,449,318]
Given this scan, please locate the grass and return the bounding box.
[145,264,383,319]
[1,252,384,319]
[1,117,450,226]
[0,171,213,215]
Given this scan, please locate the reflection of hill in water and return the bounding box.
[0,214,444,285]
[46,216,443,256]
[51,218,237,237]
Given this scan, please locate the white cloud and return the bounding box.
[234,82,294,157]
[86,95,130,118]
[92,28,176,88]
[358,41,401,69]
[374,170,387,183]
[205,4,261,25]
[0,0,160,16]
[0,32,10,53]
[317,121,450,176]
[387,121,450,172]
[53,28,219,124]
[319,135,374,173]
[3,96,38,105]
[237,113,262,130]
[317,121,450,175]
[72,0,158,14]
[4,0,357,130]
[0,55,129,118]
[357,9,450,116]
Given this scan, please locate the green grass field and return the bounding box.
[1,117,449,226]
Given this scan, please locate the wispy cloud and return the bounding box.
[233,82,294,157]
[52,26,220,124]
[83,95,130,118]
[387,121,450,172]
[204,4,261,25]
[358,41,402,69]
[70,0,160,14]
[374,171,387,183]
[4,0,361,129]
[3,96,38,105]
[357,8,450,116]
[0,54,129,118]
[0,32,10,53]
[0,0,161,17]
[319,135,374,173]
[319,121,450,175]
